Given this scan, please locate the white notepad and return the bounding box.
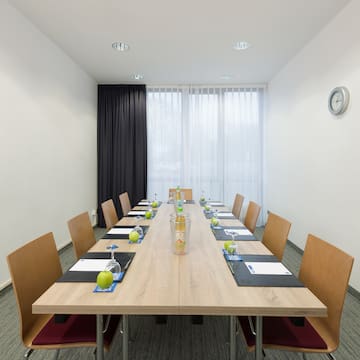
[107,228,133,235]
[225,229,252,236]
[209,202,224,206]
[138,202,150,205]
[245,262,292,275]
[69,259,111,272]
[128,211,146,215]
[217,212,234,217]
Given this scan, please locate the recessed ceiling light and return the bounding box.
[133,74,144,80]
[112,42,129,51]
[233,41,251,50]
[220,75,232,80]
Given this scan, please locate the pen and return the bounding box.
[227,262,234,275]
[123,258,132,271]
[247,264,255,274]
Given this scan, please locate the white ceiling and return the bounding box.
[10,0,350,85]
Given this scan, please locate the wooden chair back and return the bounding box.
[232,193,244,219]
[68,212,96,260]
[262,212,291,261]
[101,199,119,229]
[6,233,62,347]
[299,234,354,350]
[244,201,261,233]
[168,188,193,201]
[119,192,131,216]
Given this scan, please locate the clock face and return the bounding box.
[328,87,350,115]
[330,91,343,113]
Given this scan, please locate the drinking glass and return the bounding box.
[105,244,121,280]
[133,215,144,239]
[227,230,238,255]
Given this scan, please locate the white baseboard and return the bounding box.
[0,279,11,292]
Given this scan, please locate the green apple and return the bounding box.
[224,240,233,252]
[151,201,158,208]
[96,270,113,289]
[145,210,152,219]
[129,230,140,243]
[204,205,210,211]
[200,196,205,202]
[211,217,219,226]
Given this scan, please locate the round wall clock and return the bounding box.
[328,86,350,115]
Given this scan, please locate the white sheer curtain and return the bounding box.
[147,86,264,220]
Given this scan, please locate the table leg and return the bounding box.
[255,316,263,360]
[229,315,236,360]
[123,314,129,360]
[96,314,104,360]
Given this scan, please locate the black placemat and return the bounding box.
[207,202,226,207]
[167,200,196,204]
[127,210,157,218]
[57,252,135,283]
[212,227,257,241]
[137,201,162,207]
[101,226,149,239]
[226,254,304,287]
[204,211,236,219]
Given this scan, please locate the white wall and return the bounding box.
[0,2,97,288]
[265,0,360,290]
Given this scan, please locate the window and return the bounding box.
[147,86,264,217]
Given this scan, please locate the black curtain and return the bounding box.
[97,84,147,227]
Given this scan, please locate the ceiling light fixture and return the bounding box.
[220,75,232,80]
[133,74,144,80]
[233,41,251,50]
[112,42,129,51]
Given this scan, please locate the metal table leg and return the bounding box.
[255,316,263,360]
[96,314,104,360]
[229,315,236,360]
[123,314,129,360]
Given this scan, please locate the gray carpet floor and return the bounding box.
[1,227,359,360]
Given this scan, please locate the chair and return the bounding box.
[262,211,291,261]
[168,188,193,201]
[244,201,261,234]
[101,198,119,229]
[6,232,119,359]
[232,193,244,219]
[67,212,96,260]
[238,234,354,359]
[119,192,132,216]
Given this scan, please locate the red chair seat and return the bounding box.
[239,316,327,349]
[33,314,119,346]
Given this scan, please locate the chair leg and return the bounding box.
[327,354,336,360]
[24,349,34,358]
[302,353,307,360]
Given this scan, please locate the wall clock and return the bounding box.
[328,86,350,115]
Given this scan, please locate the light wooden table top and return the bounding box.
[33,203,326,318]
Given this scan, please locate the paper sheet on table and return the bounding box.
[225,229,252,236]
[128,211,146,215]
[107,228,133,235]
[138,202,150,205]
[245,262,292,275]
[217,212,234,217]
[209,202,224,206]
[69,259,111,272]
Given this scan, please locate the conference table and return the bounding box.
[33,202,326,360]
